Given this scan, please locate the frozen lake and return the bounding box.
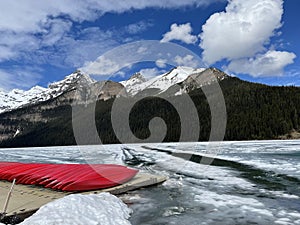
[0,140,300,225]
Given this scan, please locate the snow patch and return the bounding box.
[20,192,132,225]
[13,128,20,138]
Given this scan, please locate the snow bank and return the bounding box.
[20,192,132,225]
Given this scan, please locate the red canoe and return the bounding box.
[0,162,138,191]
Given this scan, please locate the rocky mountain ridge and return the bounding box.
[0,67,227,114]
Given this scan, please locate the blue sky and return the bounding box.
[0,0,299,91]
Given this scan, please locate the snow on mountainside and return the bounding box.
[120,72,146,88]
[121,66,206,96]
[0,70,94,114]
[0,86,47,113]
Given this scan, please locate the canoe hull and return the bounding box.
[0,162,138,192]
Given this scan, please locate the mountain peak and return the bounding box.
[129,72,146,81]
[50,70,95,88]
[207,67,229,80]
[120,72,146,90]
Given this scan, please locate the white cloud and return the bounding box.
[228,50,296,77]
[42,19,73,46]
[0,1,96,33]
[0,46,15,62]
[0,0,219,34]
[0,68,42,91]
[57,29,117,68]
[137,47,148,54]
[88,0,222,14]
[115,71,126,78]
[199,0,297,77]
[155,59,167,68]
[174,55,198,67]
[6,27,117,69]
[0,0,217,63]
[199,0,284,64]
[161,23,198,44]
[0,31,40,62]
[80,56,123,76]
[0,0,222,90]
[125,21,153,34]
[139,68,165,79]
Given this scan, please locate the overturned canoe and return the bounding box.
[0,162,138,191]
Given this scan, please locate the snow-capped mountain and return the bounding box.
[0,70,94,114]
[0,67,227,114]
[121,66,209,96]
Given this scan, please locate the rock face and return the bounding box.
[181,68,228,93]
[95,81,127,101]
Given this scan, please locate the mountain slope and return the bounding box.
[0,70,95,114]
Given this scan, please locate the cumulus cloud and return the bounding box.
[228,50,296,77]
[199,0,284,64]
[161,23,198,44]
[174,55,199,67]
[199,0,297,77]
